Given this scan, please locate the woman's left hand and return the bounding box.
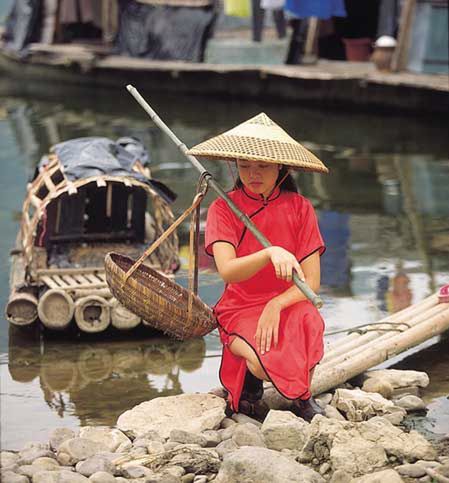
[255,300,281,355]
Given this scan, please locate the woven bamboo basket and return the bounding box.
[105,252,217,340]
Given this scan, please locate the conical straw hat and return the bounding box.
[187,113,328,173]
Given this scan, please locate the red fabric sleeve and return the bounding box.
[205,198,241,256]
[295,198,325,263]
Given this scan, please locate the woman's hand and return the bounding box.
[266,246,305,282]
[255,300,282,355]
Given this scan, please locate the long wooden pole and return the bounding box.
[126,85,323,309]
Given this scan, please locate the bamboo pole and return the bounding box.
[311,302,449,395]
[321,294,439,363]
[126,85,323,309]
[319,303,447,370]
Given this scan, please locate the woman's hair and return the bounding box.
[233,165,298,193]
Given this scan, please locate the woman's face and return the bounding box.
[236,160,280,197]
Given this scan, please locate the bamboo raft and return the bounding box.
[5,138,179,333]
[311,292,449,395]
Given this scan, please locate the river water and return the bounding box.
[1,89,448,451]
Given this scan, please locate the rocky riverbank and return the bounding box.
[1,369,448,483]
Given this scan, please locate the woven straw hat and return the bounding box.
[187,113,328,173]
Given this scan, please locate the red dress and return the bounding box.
[205,186,326,411]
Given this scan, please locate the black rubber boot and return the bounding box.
[291,396,325,422]
[238,370,269,421]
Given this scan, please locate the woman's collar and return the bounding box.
[241,185,281,203]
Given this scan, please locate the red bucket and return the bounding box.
[343,38,373,61]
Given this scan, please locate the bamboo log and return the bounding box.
[5,291,38,326]
[110,298,141,330]
[74,295,111,333]
[312,303,449,395]
[38,289,74,330]
[71,288,112,299]
[322,294,438,362]
[319,302,446,370]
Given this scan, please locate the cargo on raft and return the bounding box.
[5,136,180,334]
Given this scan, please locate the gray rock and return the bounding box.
[79,427,131,453]
[329,469,352,483]
[215,447,324,483]
[114,478,128,483]
[181,473,195,483]
[361,378,394,400]
[219,419,235,429]
[1,452,20,468]
[49,428,76,452]
[18,448,55,465]
[147,440,165,454]
[1,471,30,483]
[418,477,431,483]
[231,413,262,427]
[350,469,404,483]
[117,394,226,439]
[261,386,294,411]
[115,440,132,453]
[358,417,437,461]
[164,442,181,452]
[214,439,239,459]
[19,458,60,477]
[56,453,72,466]
[332,389,406,423]
[133,437,151,449]
[32,470,90,482]
[164,466,186,478]
[140,430,165,443]
[319,462,331,475]
[416,460,442,470]
[165,447,220,475]
[88,472,116,483]
[324,405,346,421]
[201,431,221,447]
[170,430,208,447]
[261,410,309,451]
[365,369,429,389]
[391,386,421,398]
[393,395,426,412]
[330,437,387,477]
[315,393,333,408]
[57,438,109,465]
[395,463,427,478]
[120,464,155,479]
[75,455,116,477]
[219,425,236,441]
[438,463,449,477]
[232,423,266,448]
[129,446,147,457]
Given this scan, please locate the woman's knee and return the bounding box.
[247,359,268,380]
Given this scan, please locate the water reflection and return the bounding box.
[8,326,207,426]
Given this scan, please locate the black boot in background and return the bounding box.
[285,18,307,65]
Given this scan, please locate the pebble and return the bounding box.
[181,473,196,483]
[319,462,331,475]
[395,463,427,478]
[1,471,30,483]
[220,418,236,429]
[88,471,116,483]
[394,395,427,412]
[147,440,165,454]
[231,413,262,427]
[193,476,208,483]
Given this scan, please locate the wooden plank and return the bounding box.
[41,275,59,289]
[37,267,105,276]
[61,274,79,287]
[52,274,68,288]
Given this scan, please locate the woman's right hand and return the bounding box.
[266,246,305,282]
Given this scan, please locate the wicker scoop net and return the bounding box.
[105,184,217,340]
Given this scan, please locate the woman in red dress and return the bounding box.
[188,113,329,421]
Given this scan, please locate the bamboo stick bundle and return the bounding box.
[319,302,446,370]
[312,302,449,395]
[322,294,438,362]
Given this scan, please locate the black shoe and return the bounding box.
[238,398,270,422]
[241,370,264,403]
[291,397,324,422]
